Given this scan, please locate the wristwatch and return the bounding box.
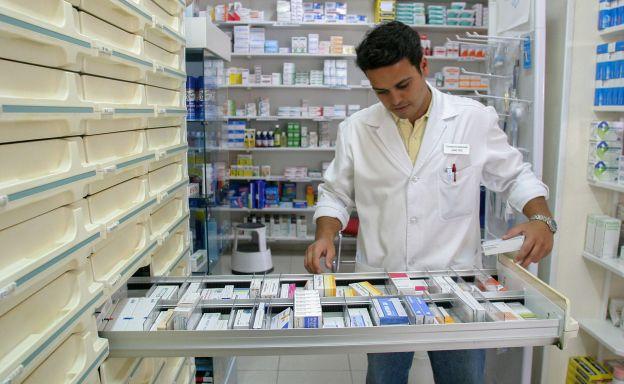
[529,214,558,234]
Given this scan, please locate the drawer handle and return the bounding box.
[2,364,24,384]
[0,195,8,208]
[98,165,118,174]
[106,221,120,232]
[0,282,17,301]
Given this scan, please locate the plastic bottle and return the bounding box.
[274,124,282,147]
[268,131,274,147]
[281,131,287,147]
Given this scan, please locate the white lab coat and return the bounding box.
[313,85,548,272]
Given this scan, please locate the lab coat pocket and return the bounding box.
[437,165,476,220]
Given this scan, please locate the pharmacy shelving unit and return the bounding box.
[185,17,233,275]
[0,0,196,382]
[99,254,578,357]
[579,6,624,360]
[198,0,497,271]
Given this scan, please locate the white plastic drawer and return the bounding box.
[86,176,154,233]
[83,130,155,174]
[140,0,184,53]
[148,161,187,199]
[151,0,184,16]
[89,220,155,294]
[0,1,89,70]
[0,199,101,317]
[145,65,186,91]
[0,264,103,381]
[154,358,185,384]
[0,58,90,113]
[88,166,149,196]
[99,357,141,384]
[141,0,182,35]
[0,120,85,145]
[0,0,70,25]
[78,11,153,84]
[72,0,151,34]
[146,85,183,109]
[148,149,186,172]
[0,138,97,225]
[82,75,152,115]
[174,360,193,384]
[78,11,142,56]
[84,116,149,137]
[130,357,166,384]
[151,228,190,276]
[100,358,165,384]
[168,255,190,277]
[143,23,184,54]
[146,126,186,153]
[147,113,185,130]
[144,41,183,71]
[23,315,109,384]
[149,197,189,241]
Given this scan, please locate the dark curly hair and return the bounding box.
[355,21,424,73]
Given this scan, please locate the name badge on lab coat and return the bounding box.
[443,143,470,155]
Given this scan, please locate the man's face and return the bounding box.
[365,57,430,122]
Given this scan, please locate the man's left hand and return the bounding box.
[502,221,554,268]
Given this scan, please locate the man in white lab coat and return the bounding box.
[304,22,556,384]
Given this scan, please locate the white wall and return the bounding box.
[542,1,614,382]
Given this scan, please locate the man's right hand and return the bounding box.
[305,237,336,274]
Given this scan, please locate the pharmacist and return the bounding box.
[305,22,556,384]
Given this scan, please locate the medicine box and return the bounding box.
[372,297,409,325]
[594,216,621,258]
[349,307,374,327]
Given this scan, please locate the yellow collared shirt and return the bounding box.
[391,101,432,165]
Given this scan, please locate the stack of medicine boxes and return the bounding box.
[0,0,194,382]
[587,120,624,184]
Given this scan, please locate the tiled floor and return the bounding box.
[212,252,435,384]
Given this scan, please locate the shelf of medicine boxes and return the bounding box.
[582,251,624,279]
[202,146,336,152]
[219,84,487,92]
[594,106,624,112]
[188,115,345,122]
[219,234,357,243]
[216,20,488,33]
[211,206,316,213]
[577,319,624,356]
[588,180,624,194]
[600,24,624,40]
[230,53,486,62]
